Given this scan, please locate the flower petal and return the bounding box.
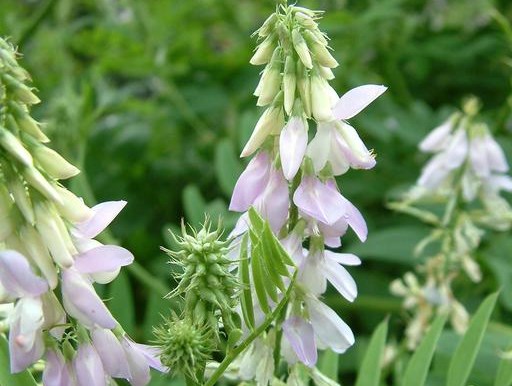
[293,176,345,225]
[229,151,271,212]
[337,190,367,242]
[43,349,72,386]
[73,343,106,386]
[306,297,355,353]
[306,122,332,173]
[92,328,130,378]
[74,201,127,239]
[323,251,361,266]
[254,167,290,233]
[332,85,387,120]
[282,316,317,367]
[323,259,358,302]
[61,268,116,329]
[419,120,453,153]
[0,250,48,297]
[280,117,308,180]
[74,245,134,274]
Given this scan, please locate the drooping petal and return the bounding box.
[282,316,317,367]
[332,85,387,120]
[74,246,134,274]
[293,176,345,225]
[316,216,349,247]
[338,193,368,242]
[254,167,290,233]
[323,251,361,266]
[74,201,127,239]
[307,122,332,173]
[322,258,358,302]
[306,297,355,354]
[43,349,72,386]
[417,154,452,189]
[280,117,308,180]
[123,338,167,372]
[120,338,151,386]
[419,120,453,153]
[61,268,116,329]
[0,250,48,297]
[229,151,271,212]
[92,328,130,378]
[73,343,106,386]
[336,122,376,170]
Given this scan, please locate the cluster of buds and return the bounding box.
[225,4,386,383]
[157,220,240,381]
[0,38,165,384]
[390,97,512,349]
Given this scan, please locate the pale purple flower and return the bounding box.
[9,297,45,373]
[279,117,308,180]
[299,249,360,302]
[230,151,271,212]
[419,119,453,152]
[332,84,387,121]
[73,343,107,386]
[74,201,127,239]
[282,317,317,367]
[43,349,72,386]
[92,328,130,379]
[120,336,167,386]
[293,176,346,225]
[0,250,48,298]
[469,129,509,178]
[61,268,116,329]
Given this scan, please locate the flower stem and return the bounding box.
[204,271,297,386]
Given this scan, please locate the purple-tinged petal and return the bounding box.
[324,251,361,266]
[339,196,367,242]
[92,329,130,378]
[306,297,354,354]
[323,259,358,302]
[254,167,290,233]
[61,268,116,329]
[74,246,134,274]
[332,85,387,120]
[336,122,376,170]
[0,250,48,298]
[282,317,317,367]
[487,175,512,192]
[74,201,127,239]
[280,117,308,180]
[124,339,167,372]
[298,251,326,296]
[417,154,452,189]
[469,137,489,178]
[43,349,71,386]
[230,152,271,212]
[484,134,508,173]
[120,338,151,386]
[419,120,453,153]
[9,297,45,373]
[293,176,345,225]
[73,343,106,386]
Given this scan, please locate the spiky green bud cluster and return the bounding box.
[164,220,241,333]
[154,314,214,382]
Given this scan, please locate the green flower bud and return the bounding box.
[250,34,276,66]
[292,29,312,69]
[0,125,33,166]
[283,56,297,115]
[154,314,214,382]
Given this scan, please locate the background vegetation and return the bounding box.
[1,0,512,384]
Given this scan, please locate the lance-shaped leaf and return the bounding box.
[238,234,255,329]
[355,319,388,386]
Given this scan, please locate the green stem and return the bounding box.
[204,272,297,386]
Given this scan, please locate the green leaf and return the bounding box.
[239,235,255,329]
[260,238,286,292]
[248,207,265,233]
[495,354,512,386]
[318,349,339,381]
[182,185,206,226]
[0,335,37,386]
[251,243,270,314]
[355,319,388,386]
[402,313,447,386]
[107,270,135,336]
[214,138,242,197]
[446,292,499,386]
[262,223,293,275]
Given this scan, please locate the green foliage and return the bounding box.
[355,319,388,386]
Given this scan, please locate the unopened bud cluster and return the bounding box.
[391,97,512,349]
[164,220,240,333]
[0,38,164,384]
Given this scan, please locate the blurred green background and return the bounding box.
[1,0,512,384]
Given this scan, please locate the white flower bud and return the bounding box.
[250,35,275,66]
[318,65,335,80]
[461,255,482,282]
[389,279,408,296]
[294,12,318,29]
[292,29,312,69]
[2,73,41,104]
[283,56,296,115]
[33,145,80,180]
[8,103,49,143]
[255,49,282,106]
[296,61,311,117]
[257,13,278,37]
[0,126,33,166]
[35,203,74,268]
[24,166,62,204]
[54,185,94,224]
[241,104,284,157]
[310,72,334,122]
[303,30,338,68]
[9,176,35,224]
[20,225,58,289]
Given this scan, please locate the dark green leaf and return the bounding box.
[239,235,255,329]
[251,242,270,314]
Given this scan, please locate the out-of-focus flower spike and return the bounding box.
[419,118,453,152]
